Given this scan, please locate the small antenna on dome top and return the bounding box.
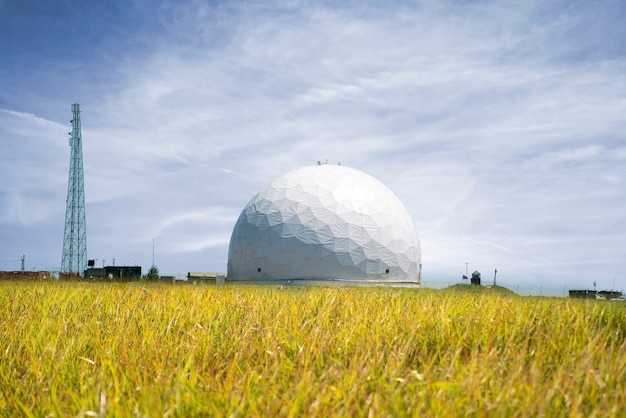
[317,161,321,166]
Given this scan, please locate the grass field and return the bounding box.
[1,281,625,417]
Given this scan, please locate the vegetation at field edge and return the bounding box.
[0,281,624,417]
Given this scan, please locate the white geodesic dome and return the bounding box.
[227,165,421,284]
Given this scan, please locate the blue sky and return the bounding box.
[1,0,625,294]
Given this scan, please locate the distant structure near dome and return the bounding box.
[227,165,421,285]
[471,271,481,286]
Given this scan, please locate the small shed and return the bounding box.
[471,271,481,286]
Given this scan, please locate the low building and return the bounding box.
[569,290,624,300]
[85,266,142,281]
[0,271,51,280]
[187,272,226,284]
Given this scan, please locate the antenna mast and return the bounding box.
[61,103,88,274]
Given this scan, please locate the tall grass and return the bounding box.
[0,281,624,417]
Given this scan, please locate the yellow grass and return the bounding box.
[0,281,624,417]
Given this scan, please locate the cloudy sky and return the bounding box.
[1,0,625,294]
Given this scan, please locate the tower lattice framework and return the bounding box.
[61,103,87,273]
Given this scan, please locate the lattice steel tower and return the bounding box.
[61,103,87,273]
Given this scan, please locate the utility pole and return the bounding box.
[21,255,25,271]
[494,268,497,286]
